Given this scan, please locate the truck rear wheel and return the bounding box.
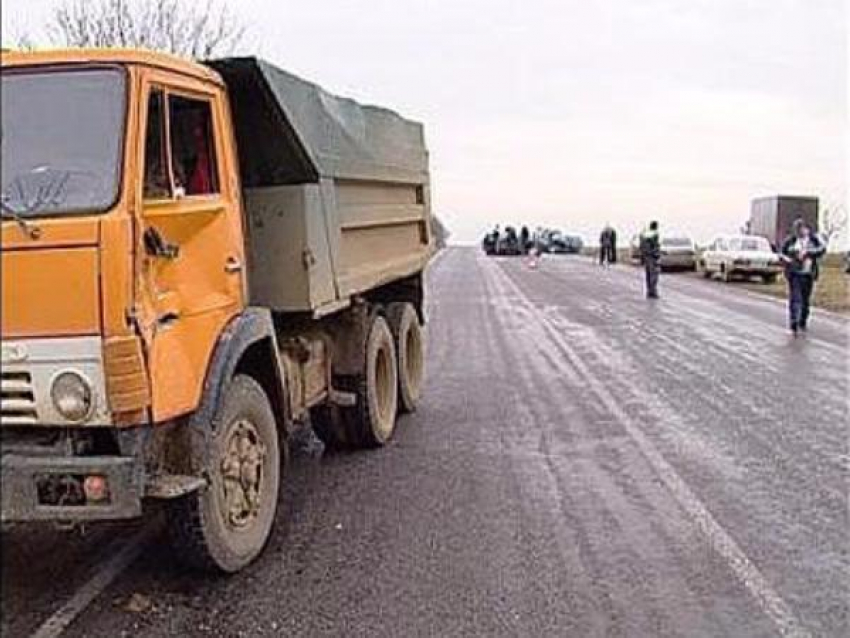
[167,374,281,573]
[387,302,425,413]
[312,314,398,449]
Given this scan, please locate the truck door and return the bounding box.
[137,76,246,422]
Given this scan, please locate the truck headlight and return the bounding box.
[51,371,93,422]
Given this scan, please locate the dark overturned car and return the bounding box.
[482,226,522,256]
[539,230,584,254]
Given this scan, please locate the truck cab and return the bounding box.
[1,49,432,573]
[3,50,245,426]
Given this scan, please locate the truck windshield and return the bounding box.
[1,67,126,217]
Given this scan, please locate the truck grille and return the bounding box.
[1,371,38,425]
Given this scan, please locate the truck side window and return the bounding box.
[143,90,171,199]
[168,96,219,197]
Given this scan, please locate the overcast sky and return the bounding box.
[3,0,847,246]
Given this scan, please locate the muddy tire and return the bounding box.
[311,314,398,449]
[167,375,280,573]
[387,302,425,413]
[763,273,778,285]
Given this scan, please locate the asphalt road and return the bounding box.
[2,247,848,637]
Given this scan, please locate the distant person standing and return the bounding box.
[520,225,530,255]
[608,226,618,264]
[599,226,608,266]
[781,219,825,335]
[599,224,617,266]
[599,226,612,266]
[640,221,661,298]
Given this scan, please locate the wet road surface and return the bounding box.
[3,247,848,637]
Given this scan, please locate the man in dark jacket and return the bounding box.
[599,224,618,266]
[608,226,618,264]
[781,219,826,334]
[520,225,530,255]
[640,221,661,298]
[599,226,611,265]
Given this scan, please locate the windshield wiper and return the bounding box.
[1,200,42,240]
[0,167,74,240]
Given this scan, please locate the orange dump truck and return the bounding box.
[0,50,432,572]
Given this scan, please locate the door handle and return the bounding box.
[143,227,180,260]
[225,256,243,274]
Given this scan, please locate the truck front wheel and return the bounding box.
[167,374,281,573]
[387,302,425,413]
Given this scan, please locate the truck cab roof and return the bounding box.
[1,48,222,84]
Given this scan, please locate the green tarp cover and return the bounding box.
[208,57,428,188]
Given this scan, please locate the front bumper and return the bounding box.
[731,265,783,276]
[1,453,144,522]
[659,254,696,268]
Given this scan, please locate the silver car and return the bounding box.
[630,233,697,270]
[658,235,698,270]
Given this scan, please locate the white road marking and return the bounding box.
[488,258,813,638]
[29,524,157,638]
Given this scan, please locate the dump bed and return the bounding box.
[209,57,432,314]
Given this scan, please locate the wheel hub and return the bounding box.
[220,419,266,529]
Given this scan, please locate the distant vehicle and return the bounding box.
[657,234,698,270]
[700,235,784,283]
[482,226,522,256]
[545,230,583,254]
[482,231,498,255]
[532,229,551,253]
[750,196,818,250]
[499,226,522,255]
[565,234,584,253]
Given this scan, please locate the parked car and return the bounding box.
[629,234,643,263]
[659,234,698,270]
[629,232,696,270]
[700,235,784,283]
